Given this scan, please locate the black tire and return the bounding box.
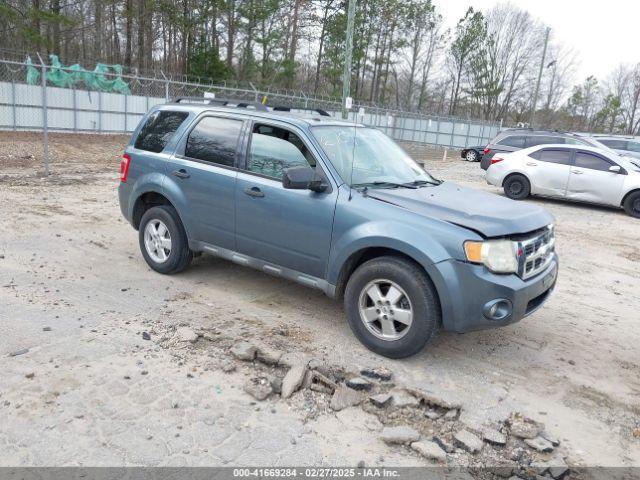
[138,205,193,274]
[623,191,640,218]
[503,174,531,200]
[465,150,478,162]
[344,256,440,358]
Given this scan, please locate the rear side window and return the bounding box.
[535,149,572,165]
[527,136,565,147]
[498,135,526,148]
[185,116,243,167]
[628,141,640,152]
[574,152,612,171]
[134,110,189,153]
[599,139,627,149]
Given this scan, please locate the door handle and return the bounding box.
[172,169,190,179]
[526,162,538,166]
[243,186,265,198]
[571,170,583,175]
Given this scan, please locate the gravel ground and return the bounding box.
[0,132,639,472]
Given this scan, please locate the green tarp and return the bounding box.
[26,55,131,95]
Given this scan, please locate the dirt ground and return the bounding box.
[0,132,639,473]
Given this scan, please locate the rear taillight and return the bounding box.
[490,157,504,165]
[483,148,490,155]
[120,154,131,182]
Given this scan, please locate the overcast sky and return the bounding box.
[438,0,639,82]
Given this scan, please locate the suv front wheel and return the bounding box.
[139,205,193,274]
[344,256,440,358]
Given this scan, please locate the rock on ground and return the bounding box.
[482,427,507,446]
[330,384,362,411]
[370,393,392,408]
[176,327,199,343]
[405,386,462,410]
[453,430,483,454]
[281,363,307,399]
[360,367,392,381]
[230,342,258,361]
[346,377,372,391]
[256,347,283,365]
[390,390,420,408]
[433,436,455,453]
[532,455,569,479]
[243,377,273,401]
[509,415,543,439]
[524,436,554,453]
[380,426,421,445]
[411,440,447,463]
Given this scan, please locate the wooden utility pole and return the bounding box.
[341,0,356,119]
[530,27,550,128]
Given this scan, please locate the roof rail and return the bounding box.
[272,106,331,117]
[172,97,269,111]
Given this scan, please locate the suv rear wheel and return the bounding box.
[344,256,440,358]
[503,174,530,200]
[623,191,640,218]
[139,205,193,274]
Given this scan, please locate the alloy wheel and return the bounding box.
[143,219,172,263]
[358,279,413,341]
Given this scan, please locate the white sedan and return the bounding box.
[485,144,640,218]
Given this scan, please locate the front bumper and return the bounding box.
[435,254,558,333]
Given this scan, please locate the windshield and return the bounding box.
[310,126,438,187]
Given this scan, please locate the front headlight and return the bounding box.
[464,239,519,273]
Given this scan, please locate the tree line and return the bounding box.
[1,0,639,134]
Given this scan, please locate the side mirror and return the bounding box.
[609,165,621,173]
[282,166,327,192]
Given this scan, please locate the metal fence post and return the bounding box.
[98,91,102,132]
[11,79,16,131]
[124,92,128,132]
[37,53,50,175]
[72,85,77,132]
[161,71,169,101]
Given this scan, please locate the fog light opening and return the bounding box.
[483,299,512,321]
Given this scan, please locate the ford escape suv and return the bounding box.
[118,98,558,358]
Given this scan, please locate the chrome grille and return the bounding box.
[517,226,555,280]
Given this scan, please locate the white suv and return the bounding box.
[486,144,640,218]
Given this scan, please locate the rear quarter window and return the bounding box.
[599,139,628,150]
[497,135,526,148]
[134,110,189,153]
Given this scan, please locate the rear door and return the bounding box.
[234,120,337,279]
[167,113,247,249]
[527,148,573,198]
[566,151,626,206]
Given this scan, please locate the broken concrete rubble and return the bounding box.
[380,426,421,445]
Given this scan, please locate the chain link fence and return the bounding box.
[0,56,501,173]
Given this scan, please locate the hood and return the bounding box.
[365,182,554,237]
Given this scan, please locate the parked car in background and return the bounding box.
[118,98,558,358]
[591,136,640,160]
[485,144,640,218]
[460,145,485,162]
[480,129,593,170]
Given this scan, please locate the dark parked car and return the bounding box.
[118,98,557,358]
[480,129,592,170]
[460,145,485,162]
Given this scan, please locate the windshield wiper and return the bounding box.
[353,181,418,190]
[401,179,442,187]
